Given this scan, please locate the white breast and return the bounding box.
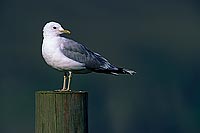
[42,37,85,71]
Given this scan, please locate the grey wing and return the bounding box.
[60,39,111,70]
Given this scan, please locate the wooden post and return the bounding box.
[35,91,88,133]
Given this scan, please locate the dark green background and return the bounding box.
[1,0,200,133]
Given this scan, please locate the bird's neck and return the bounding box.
[43,32,60,39]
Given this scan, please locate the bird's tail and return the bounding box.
[92,53,136,75]
[110,68,136,75]
[122,68,136,75]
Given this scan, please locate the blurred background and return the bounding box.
[1,0,200,133]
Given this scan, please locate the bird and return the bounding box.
[42,21,136,91]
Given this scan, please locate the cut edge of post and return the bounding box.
[36,90,88,94]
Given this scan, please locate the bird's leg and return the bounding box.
[61,72,67,91]
[66,71,72,91]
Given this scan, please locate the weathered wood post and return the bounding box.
[35,91,88,133]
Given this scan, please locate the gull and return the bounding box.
[42,21,136,91]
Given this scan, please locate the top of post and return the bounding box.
[36,91,88,94]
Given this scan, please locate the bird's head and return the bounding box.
[43,21,71,37]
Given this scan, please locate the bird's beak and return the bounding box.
[59,29,71,34]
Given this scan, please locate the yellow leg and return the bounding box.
[61,72,67,91]
[66,71,72,91]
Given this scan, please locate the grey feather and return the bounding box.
[59,38,113,70]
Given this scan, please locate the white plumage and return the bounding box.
[42,37,85,71]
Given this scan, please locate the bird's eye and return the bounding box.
[53,26,57,29]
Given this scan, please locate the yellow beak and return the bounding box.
[60,29,71,34]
